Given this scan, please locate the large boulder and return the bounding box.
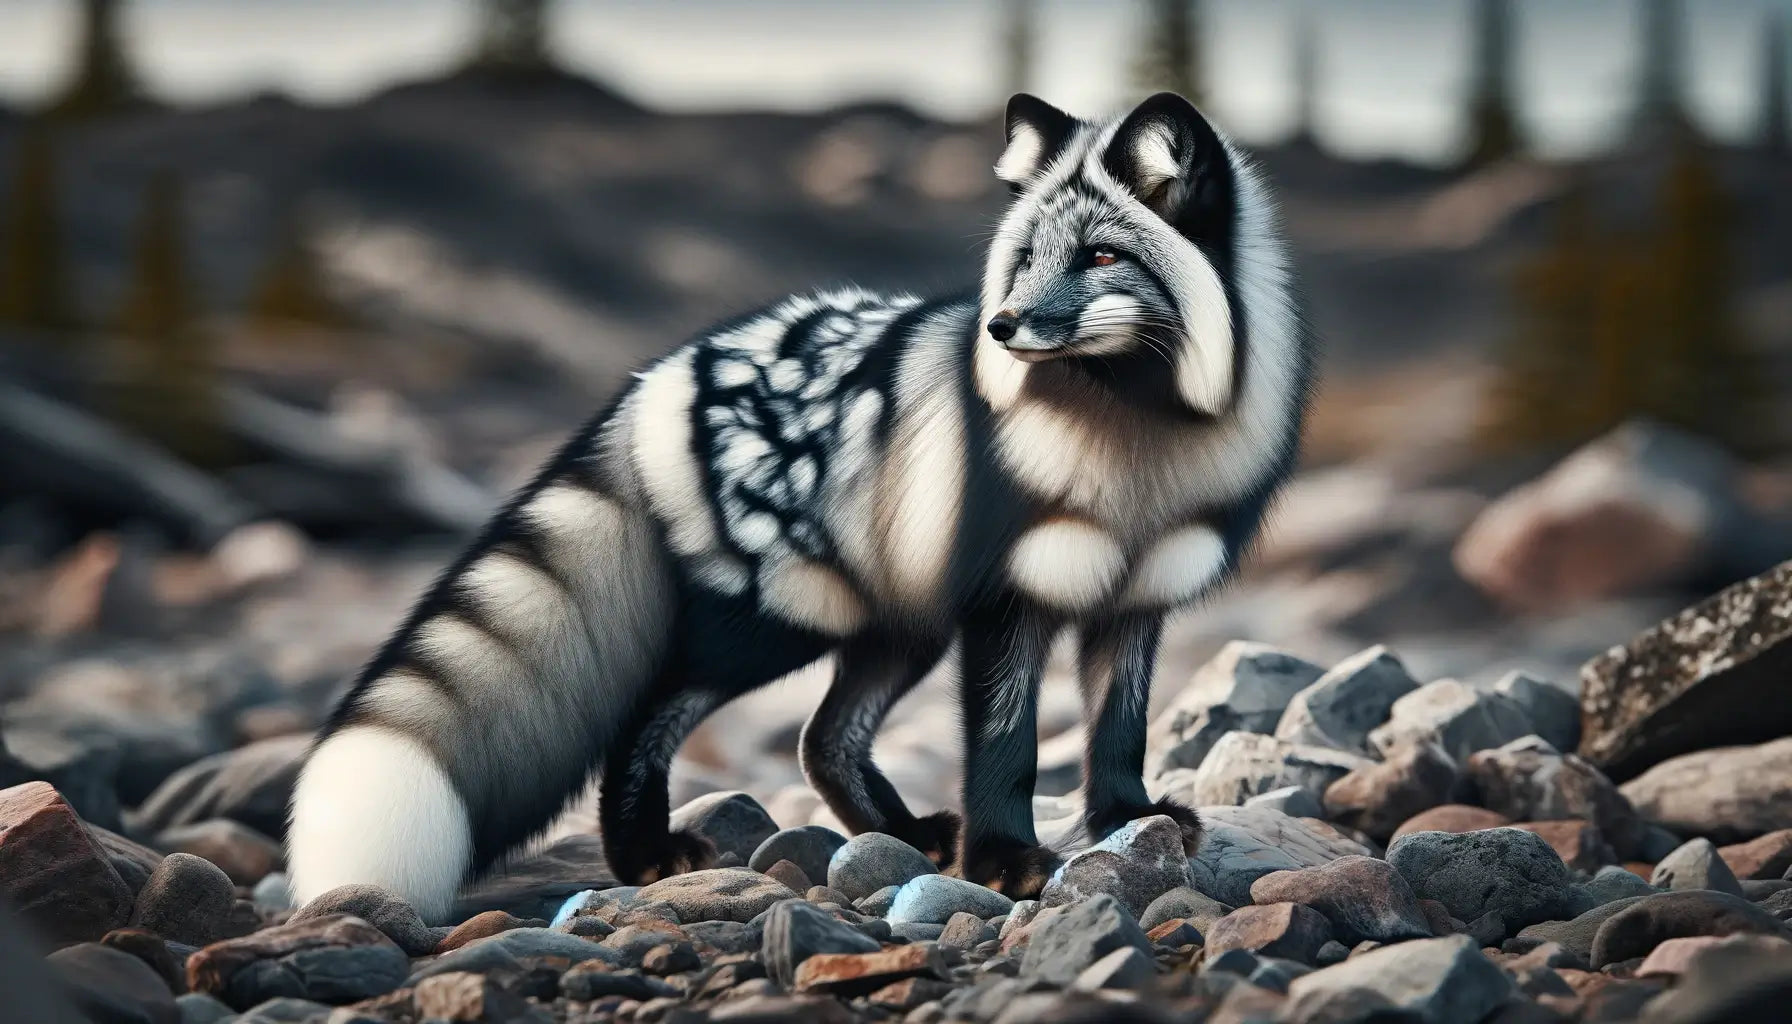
[0,782,134,945]
[1466,736,1648,859]
[1145,642,1324,777]
[1274,646,1421,756]
[1620,738,1792,844]
[1164,731,1370,808]
[1388,828,1575,940]
[1581,558,1792,783]
[1017,894,1152,987]
[1250,857,1433,945]
[186,914,408,1010]
[1040,815,1191,918]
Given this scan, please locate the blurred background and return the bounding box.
[1,1,1790,834]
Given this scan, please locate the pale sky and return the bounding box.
[0,0,1785,163]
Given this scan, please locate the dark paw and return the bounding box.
[888,810,962,869]
[957,841,1061,900]
[613,828,717,885]
[1087,798,1204,854]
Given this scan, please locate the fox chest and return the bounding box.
[1004,515,1228,615]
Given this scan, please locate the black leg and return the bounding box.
[955,600,1060,898]
[600,680,723,885]
[800,634,959,865]
[1078,613,1201,852]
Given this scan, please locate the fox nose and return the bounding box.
[986,312,1020,342]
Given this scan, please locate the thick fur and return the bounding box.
[288,91,1313,921]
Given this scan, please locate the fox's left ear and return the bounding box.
[996,94,1077,188]
[1102,92,1225,218]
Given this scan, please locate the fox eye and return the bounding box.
[1091,249,1120,267]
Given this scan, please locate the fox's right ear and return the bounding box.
[996,94,1077,188]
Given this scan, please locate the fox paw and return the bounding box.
[957,840,1061,900]
[887,810,962,869]
[615,829,717,886]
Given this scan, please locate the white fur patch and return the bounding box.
[1170,250,1236,415]
[519,485,623,583]
[632,352,719,556]
[995,123,1046,184]
[1121,524,1228,608]
[1128,120,1182,195]
[288,726,472,923]
[1074,294,1142,355]
[995,400,1107,508]
[879,346,965,609]
[762,557,868,636]
[1007,518,1125,611]
[973,333,1030,411]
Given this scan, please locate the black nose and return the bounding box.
[987,313,1019,342]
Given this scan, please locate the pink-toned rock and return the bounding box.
[1512,820,1618,873]
[794,944,948,996]
[1636,934,1792,978]
[435,910,532,953]
[1719,830,1792,881]
[1205,902,1333,964]
[1390,804,1511,842]
[0,782,134,945]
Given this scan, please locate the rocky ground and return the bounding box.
[3,555,1790,1023]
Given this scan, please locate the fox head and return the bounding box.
[977,92,1245,418]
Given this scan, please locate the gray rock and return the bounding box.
[1493,672,1580,752]
[559,962,677,1001]
[1587,890,1792,969]
[889,922,945,942]
[1018,893,1153,987]
[235,997,331,1023]
[682,919,762,955]
[887,873,1014,925]
[938,912,996,951]
[669,791,779,865]
[635,867,796,924]
[1284,934,1518,1024]
[1389,828,1573,940]
[1621,738,1792,846]
[1466,735,1648,859]
[288,885,437,956]
[187,916,409,1010]
[448,834,619,922]
[1186,824,1304,906]
[48,942,180,1024]
[854,885,900,918]
[1070,946,1156,991]
[1581,864,1660,907]
[1654,838,1746,897]
[1170,732,1371,807]
[409,925,618,987]
[1206,903,1333,964]
[600,922,689,964]
[175,992,236,1024]
[1243,785,1324,819]
[128,852,235,947]
[1139,887,1232,934]
[1040,815,1191,918]
[128,735,308,841]
[826,833,938,902]
[1146,642,1325,776]
[748,825,849,885]
[1,729,124,832]
[1512,895,1651,963]
[1250,856,1433,945]
[761,899,880,988]
[1274,645,1421,755]
[1322,742,1461,844]
[251,873,293,912]
[1368,678,1535,762]
[999,900,1041,943]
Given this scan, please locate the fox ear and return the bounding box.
[1102,92,1223,216]
[996,94,1077,187]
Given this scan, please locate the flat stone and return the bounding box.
[1274,645,1421,756]
[155,820,282,887]
[411,927,617,984]
[635,867,796,924]
[1493,672,1581,753]
[826,833,937,902]
[0,781,134,944]
[1139,887,1231,933]
[1187,807,1370,907]
[1390,803,1512,841]
[793,943,948,996]
[749,826,848,886]
[128,735,308,841]
[1653,838,1745,897]
[49,942,180,1024]
[1588,889,1792,968]
[129,852,235,947]
[1621,738,1792,845]
[449,834,618,922]
[1071,946,1156,991]
[1323,742,1460,843]
[1580,558,1792,783]
[669,791,778,865]
[1580,864,1660,907]
[1719,830,1792,882]
[887,873,1014,925]
[1369,679,1535,762]
[1018,893,1152,987]
[185,914,408,1010]
[433,910,531,953]
[1242,785,1324,819]
[1040,814,1191,918]
[1146,641,1325,776]
[1388,828,1574,939]
[1284,934,1518,1024]
[1513,819,1618,873]
[1206,903,1332,964]
[1467,736,1648,859]
[1173,731,1372,809]
[1250,856,1433,945]
[1632,931,1792,1022]
[761,899,880,988]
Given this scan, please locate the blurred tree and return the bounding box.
[111,173,226,465]
[468,0,555,76]
[1001,0,1038,99]
[1462,0,1522,169]
[1289,4,1321,147]
[0,124,76,333]
[1761,10,1788,155]
[246,207,352,331]
[45,0,143,122]
[1631,0,1691,144]
[1131,0,1204,105]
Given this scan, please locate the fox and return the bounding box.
[287,91,1313,923]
